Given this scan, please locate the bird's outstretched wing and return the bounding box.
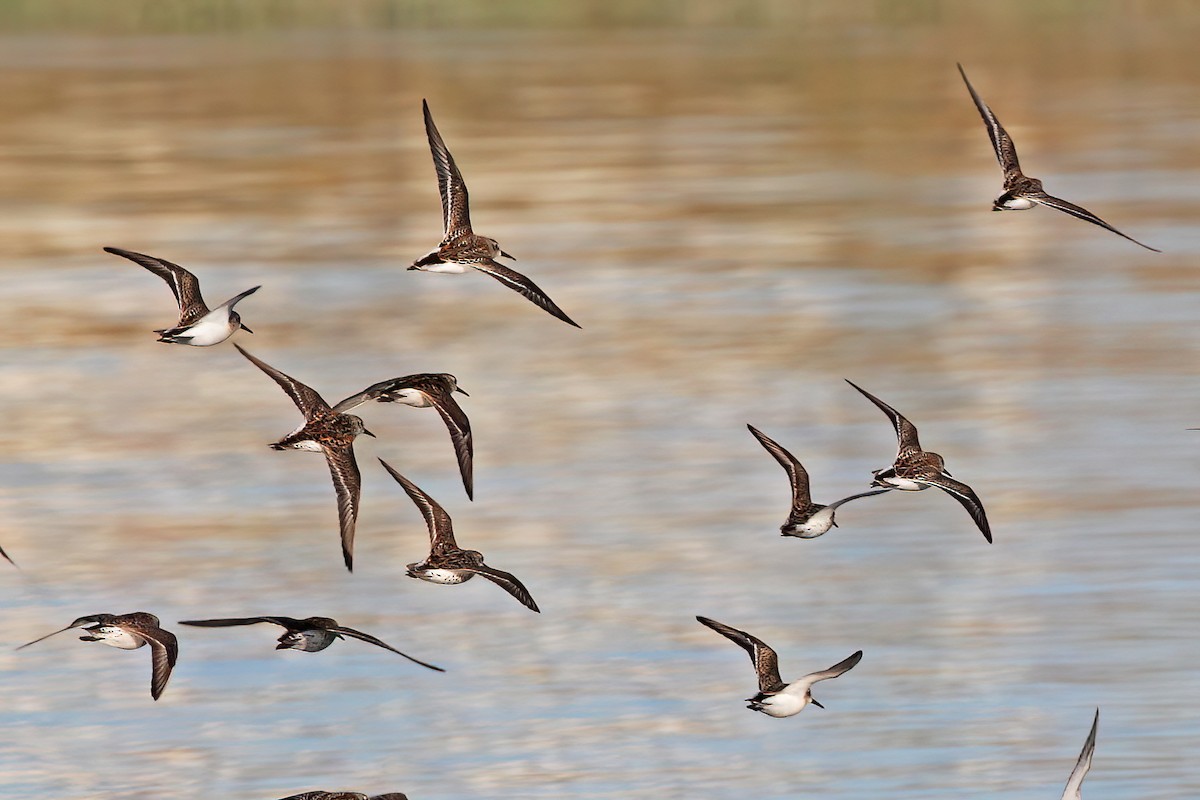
[378,458,458,551]
[1029,192,1160,252]
[697,616,785,694]
[956,64,1024,187]
[470,259,581,328]
[463,564,540,613]
[105,246,210,323]
[235,345,331,421]
[423,99,472,238]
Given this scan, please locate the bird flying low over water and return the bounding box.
[956,64,1159,252]
[1061,709,1099,800]
[379,458,540,613]
[276,793,409,800]
[236,345,439,571]
[17,612,178,700]
[696,616,861,718]
[104,246,260,344]
[359,372,474,500]
[747,424,889,538]
[409,100,580,328]
[177,615,443,671]
[845,379,992,543]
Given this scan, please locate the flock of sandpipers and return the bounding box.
[11,63,1158,799]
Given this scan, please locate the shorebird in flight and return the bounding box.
[409,100,580,328]
[846,379,992,543]
[696,616,861,718]
[380,458,540,612]
[236,345,400,571]
[956,64,1159,252]
[18,612,178,700]
[276,793,408,800]
[748,424,889,538]
[105,246,260,345]
[363,372,473,500]
[178,615,443,671]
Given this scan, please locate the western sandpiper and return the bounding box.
[956,64,1158,252]
[409,100,580,328]
[105,246,260,345]
[846,379,992,543]
[276,793,408,800]
[748,424,889,538]
[18,612,178,700]
[379,458,540,613]
[362,372,473,500]
[696,616,861,718]
[178,615,443,671]
[235,345,406,571]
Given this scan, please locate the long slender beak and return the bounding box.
[500,250,515,260]
[364,429,377,438]
[16,626,76,651]
[455,387,469,396]
[810,698,825,709]
[240,325,254,334]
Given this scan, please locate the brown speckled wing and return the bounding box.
[956,64,1024,188]
[422,99,472,239]
[470,258,581,328]
[105,246,211,324]
[378,458,458,551]
[236,345,332,422]
[914,473,992,543]
[324,444,362,571]
[747,424,812,510]
[464,564,540,613]
[121,620,178,701]
[845,380,922,458]
[1028,192,1160,252]
[697,616,785,694]
[421,386,474,501]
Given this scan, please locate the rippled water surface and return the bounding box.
[1,4,1199,799]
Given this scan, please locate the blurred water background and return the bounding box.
[0,1,1198,798]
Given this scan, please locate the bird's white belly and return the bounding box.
[418,569,471,585]
[178,312,234,346]
[998,196,1037,210]
[418,261,468,274]
[757,693,807,718]
[788,508,836,538]
[386,388,432,408]
[91,627,145,650]
[878,476,927,491]
[288,440,323,452]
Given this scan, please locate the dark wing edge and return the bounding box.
[427,390,474,500]
[1030,193,1161,252]
[918,474,993,543]
[104,246,208,318]
[470,259,581,328]
[955,63,1023,183]
[747,424,812,509]
[422,98,471,237]
[234,344,332,421]
[465,564,540,613]
[333,626,447,671]
[377,458,457,549]
[696,616,784,693]
[845,379,921,453]
[325,444,363,572]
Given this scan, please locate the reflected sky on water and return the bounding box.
[0,4,1199,799]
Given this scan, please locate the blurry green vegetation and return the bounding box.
[0,0,1196,34]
